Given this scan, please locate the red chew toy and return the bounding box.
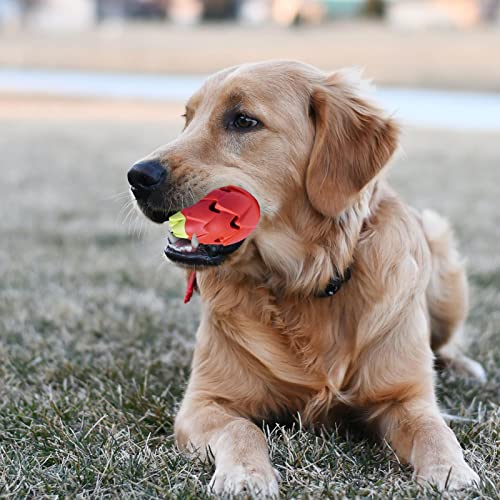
[170,186,260,246]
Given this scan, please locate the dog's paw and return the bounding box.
[209,462,280,497]
[417,461,479,490]
[438,347,487,384]
[454,356,487,384]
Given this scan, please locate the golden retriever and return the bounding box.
[128,60,485,496]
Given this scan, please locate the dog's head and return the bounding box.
[128,61,398,273]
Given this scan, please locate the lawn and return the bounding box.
[0,118,498,498]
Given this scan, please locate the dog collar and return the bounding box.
[183,267,352,304]
[316,267,351,298]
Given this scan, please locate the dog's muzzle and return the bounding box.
[128,159,245,266]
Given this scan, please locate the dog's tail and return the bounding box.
[421,209,467,351]
[421,209,485,382]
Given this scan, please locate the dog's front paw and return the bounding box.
[209,462,280,497]
[417,461,479,490]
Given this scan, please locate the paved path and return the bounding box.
[1,21,499,91]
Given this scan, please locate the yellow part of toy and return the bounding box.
[168,211,189,239]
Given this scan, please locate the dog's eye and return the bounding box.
[232,114,259,130]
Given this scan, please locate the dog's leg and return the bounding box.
[375,393,479,489]
[175,397,279,497]
[361,296,480,490]
[422,209,486,382]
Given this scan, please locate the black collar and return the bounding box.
[317,267,351,298]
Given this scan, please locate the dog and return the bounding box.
[128,61,485,496]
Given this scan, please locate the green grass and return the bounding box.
[0,121,498,498]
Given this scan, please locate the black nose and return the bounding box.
[128,159,166,191]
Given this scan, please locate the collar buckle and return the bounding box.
[317,267,351,298]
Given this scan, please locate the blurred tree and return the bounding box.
[95,0,168,22]
[480,0,500,21]
[18,0,40,25]
[203,0,238,20]
[364,0,385,17]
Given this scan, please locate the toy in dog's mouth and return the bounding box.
[164,186,260,268]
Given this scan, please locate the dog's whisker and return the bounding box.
[133,215,145,239]
[105,190,132,202]
[123,204,139,230]
[130,213,142,237]
[135,213,148,240]
[139,219,148,239]
[121,203,134,225]
[186,186,196,206]
[118,199,135,219]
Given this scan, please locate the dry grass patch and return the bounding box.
[0,121,498,498]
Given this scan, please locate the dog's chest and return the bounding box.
[199,275,354,421]
[237,295,352,417]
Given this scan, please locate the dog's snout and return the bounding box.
[128,159,167,191]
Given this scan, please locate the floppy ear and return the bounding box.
[306,72,399,217]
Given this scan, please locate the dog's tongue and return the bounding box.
[184,271,197,304]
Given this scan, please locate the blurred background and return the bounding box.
[1,2,499,496]
[1,1,500,124]
[1,0,500,27]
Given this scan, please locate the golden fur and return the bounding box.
[136,61,485,495]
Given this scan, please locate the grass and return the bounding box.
[0,119,498,498]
